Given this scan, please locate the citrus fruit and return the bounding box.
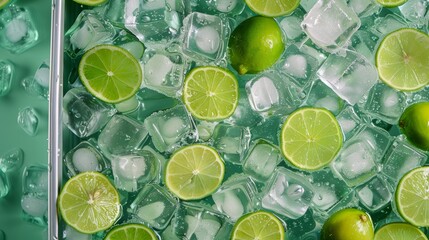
[182,66,239,121]
[376,28,429,91]
[79,44,142,103]
[376,0,408,7]
[0,0,10,9]
[321,208,374,240]
[244,0,300,17]
[396,166,429,227]
[165,144,225,200]
[399,102,429,151]
[231,211,285,240]
[280,107,343,171]
[58,172,121,234]
[228,16,285,75]
[374,223,428,240]
[104,223,158,240]
[73,0,107,6]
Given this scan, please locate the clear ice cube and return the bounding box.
[371,13,408,37]
[356,176,392,212]
[347,0,381,18]
[64,140,109,177]
[304,80,345,115]
[0,171,9,198]
[17,107,39,136]
[0,60,14,97]
[337,106,366,140]
[278,7,307,43]
[0,147,24,173]
[21,193,47,226]
[63,87,117,138]
[21,60,50,99]
[22,165,48,197]
[399,0,428,27]
[212,123,251,165]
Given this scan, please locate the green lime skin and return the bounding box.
[399,102,429,151]
[321,208,374,240]
[228,16,285,75]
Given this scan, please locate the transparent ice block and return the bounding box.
[356,175,392,212]
[212,123,251,165]
[0,60,13,97]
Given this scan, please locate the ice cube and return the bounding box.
[0,147,24,173]
[0,60,14,97]
[17,107,39,136]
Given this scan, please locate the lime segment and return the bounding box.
[280,107,343,170]
[104,223,158,240]
[396,166,429,227]
[376,28,429,91]
[79,44,142,103]
[183,66,238,121]
[375,223,428,240]
[231,211,285,240]
[376,0,408,7]
[72,0,107,6]
[165,144,225,200]
[58,172,121,234]
[244,0,300,17]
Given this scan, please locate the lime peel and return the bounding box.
[104,223,158,240]
[231,211,285,240]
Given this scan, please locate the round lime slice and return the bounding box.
[231,211,285,240]
[79,44,142,103]
[104,223,158,240]
[58,172,121,234]
[396,166,429,227]
[376,0,408,7]
[280,107,343,170]
[165,144,225,200]
[376,28,429,91]
[375,223,428,240]
[73,0,107,6]
[244,0,300,17]
[183,66,238,121]
[0,0,10,9]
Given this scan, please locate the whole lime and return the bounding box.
[228,16,285,75]
[399,102,429,151]
[321,208,374,240]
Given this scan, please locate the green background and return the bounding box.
[0,0,51,239]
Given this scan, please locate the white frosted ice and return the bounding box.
[213,191,244,221]
[72,148,100,173]
[215,0,237,12]
[381,89,399,108]
[195,26,220,54]
[116,155,146,180]
[338,119,356,134]
[312,186,338,210]
[357,186,373,207]
[21,194,47,217]
[145,54,173,87]
[6,19,28,43]
[280,16,303,40]
[185,215,221,240]
[34,67,50,88]
[340,142,375,180]
[315,96,340,113]
[284,55,307,78]
[249,77,280,112]
[70,21,92,50]
[137,201,165,222]
[65,224,91,240]
[161,117,184,139]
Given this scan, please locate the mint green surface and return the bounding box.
[0,0,50,239]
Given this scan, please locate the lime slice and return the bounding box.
[183,66,238,121]
[375,223,428,240]
[79,44,142,103]
[280,107,343,171]
[0,0,10,9]
[231,211,285,240]
[244,0,300,17]
[376,28,429,91]
[58,172,121,234]
[104,223,158,240]
[73,0,107,6]
[165,144,225,200]
[376,0,408,7]
[396,166,429,227]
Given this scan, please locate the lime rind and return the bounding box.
[58,172,121,234]
[183,66,239,121]
[73,0,107,6]
[395,167,429,227]
[376,0,408,7]
[165,144,225,200]
[0,0,10,9]
[375,223,428,240]
[376,28,429,91]
[104,223,158,240]
[79,44,143,103]
[280,107,343,171]
[231,211,285,240]
[244,0,300,17]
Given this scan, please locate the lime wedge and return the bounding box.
[375,223,428,240]
[104,223,158,240]
[231,211,285,240]
[244,0,300,17]
[165,144,225,200]
[0,0,10,9]
[376,0,408,7]
[58,172,121,234]
[376,28,429,91]
[79,44,142,103]
[396,166,429,227]
[72,0,107,6]
[280,107,343,171]
[183,66,238,121]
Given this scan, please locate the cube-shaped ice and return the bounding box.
[212,174,257,221]
[182,12,229,63]
[212,123,251,165]
[129,184,178,230]
[22,165,48,197]
[278,7,307,43]
[261,167,314,219]
[98,114,148,159]
[64,140,109,177]
[144,105,196,153]
[350,30,380,63]
[304,80,345,115]
[317,49,378,105]
[245,72,304,116]
[225,89,263,127]
[337,106,366,140]
[63,87,117,138]
[356,176,392,212]
[347,0,381,18]
[242,139,282,182]
[371,14,408,37]
[0,60,14,97]
[399,0,428,27]
[301,0,361,52]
